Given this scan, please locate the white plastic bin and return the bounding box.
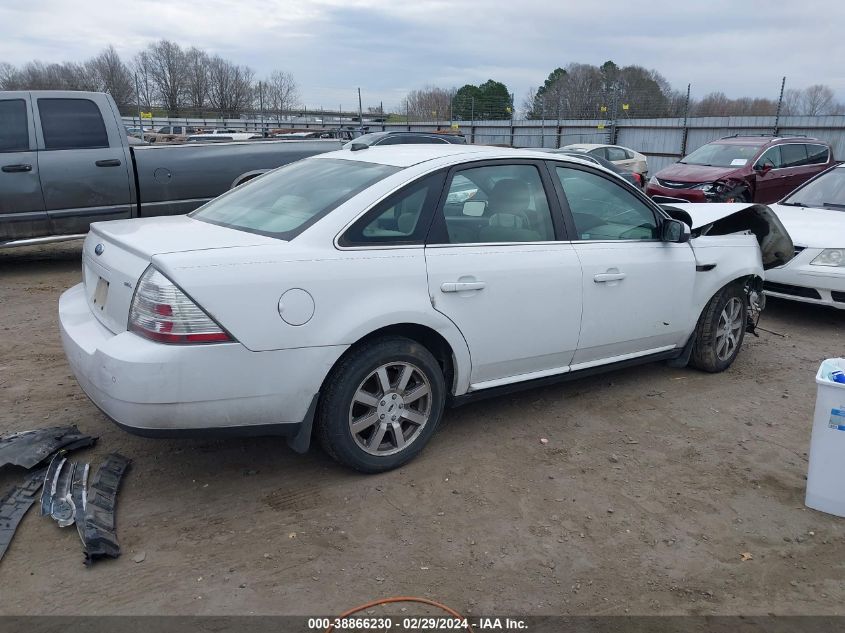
[806,358,845,517]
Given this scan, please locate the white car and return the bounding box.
[763,164,845,308]
[561,144,648,182]
[59,145,789,472]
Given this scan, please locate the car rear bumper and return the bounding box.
[645,184,707,202]
[59,283,347,437]
[765,259,845,309]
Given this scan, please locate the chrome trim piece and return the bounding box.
[0,233,86,248]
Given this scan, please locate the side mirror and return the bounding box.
[662,218,691,243]
[754,163,772,174]
[462,200,487,217]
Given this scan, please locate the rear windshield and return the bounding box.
[191,158,400,239]
[681,143,763,167]
[783,167,845,209]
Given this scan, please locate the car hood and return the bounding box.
[89,215,280,258]
[655,163,742,183]
[767,203,845,248]
[661,202,794,270]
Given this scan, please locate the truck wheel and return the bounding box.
[689,284,747,373]
[316,336,446,473]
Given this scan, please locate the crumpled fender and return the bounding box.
[662,203,794,270]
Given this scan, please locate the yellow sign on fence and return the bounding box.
[140,111,153,119]
[622,103,630,110]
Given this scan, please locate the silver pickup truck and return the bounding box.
[0,90,341,247]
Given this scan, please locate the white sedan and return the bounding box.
[763,164,845,309]
[560,144,649,183]
[59,145,787,472]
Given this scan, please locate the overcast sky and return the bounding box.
[2,0,843,110]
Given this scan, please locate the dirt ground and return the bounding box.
[1,241,844,617]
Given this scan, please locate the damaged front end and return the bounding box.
[662,202,794,335]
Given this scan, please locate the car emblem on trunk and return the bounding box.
[94,244,104,256]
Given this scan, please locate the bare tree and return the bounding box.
[264,70,299,116]
[132,52,156,109]
[143,40,186,113]
[0,62,19,89]
[801,84,837,115]
[88,46,133,109]
[184,47,210,110]
[207,56,255,114]
[401,86,455,120]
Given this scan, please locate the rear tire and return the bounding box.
[689,283,747,373]
[316,336,446,473]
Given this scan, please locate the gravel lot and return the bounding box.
[1,241,844,616]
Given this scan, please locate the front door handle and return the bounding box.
[594,272,627,283]
[1,164,32,173]
[95,159,122,167]
[441,281,486,293]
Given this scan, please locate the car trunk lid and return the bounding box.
[82,216,279,334]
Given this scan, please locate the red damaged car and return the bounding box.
[646,135,835,204]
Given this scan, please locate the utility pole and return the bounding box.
[134,73,143,136]
[773,76,786,136]
[680,83,691,157]
[357,87,363,134]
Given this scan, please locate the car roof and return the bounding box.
[315,144,615,170]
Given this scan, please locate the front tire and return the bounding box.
[689,283,747,373]
[316,336,446,473]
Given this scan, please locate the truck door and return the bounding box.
[33,93,133,237]
[0,94,48,243]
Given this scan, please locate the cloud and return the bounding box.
[1,0,843,109]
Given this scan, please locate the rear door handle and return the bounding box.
[594,272,627,283]
[1,164,32,173]
[95,159,121,167]
[441,281,486,293]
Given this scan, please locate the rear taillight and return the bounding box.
[128,267,233,344]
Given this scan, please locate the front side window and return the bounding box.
[341,173,443,246]
[38,98,108,150]
[682,142,763,167]
[556,167,659,240]
[0,99,29,152]
[780,144,808,168]
[588,147,607,160]
[755,146,782,169]
[806,144,830,165]
[437,164,555,244]
[606,147,627,162]
[192,158,400,240]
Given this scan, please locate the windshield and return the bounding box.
[191,158,401,239]
[681,143,762,167]
[783,167,845,209]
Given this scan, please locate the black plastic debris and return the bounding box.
[0,426,97,469]
[40,452,89,529]
[83,453,130,566]
[0,469,46,562]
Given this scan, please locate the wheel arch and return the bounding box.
[320,321,471,400]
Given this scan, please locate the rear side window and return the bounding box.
[780,144,808,168]
[806,144,830,165]
[341,172,444,246]
[38,98,108,150]
[0,99,29,152]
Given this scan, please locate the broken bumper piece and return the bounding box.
[0,425,97,469]
[0,469,46,561]
[83,453,130,565]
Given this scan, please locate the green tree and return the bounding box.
[450,79,512,120]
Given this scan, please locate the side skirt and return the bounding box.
[449,349,682,408]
